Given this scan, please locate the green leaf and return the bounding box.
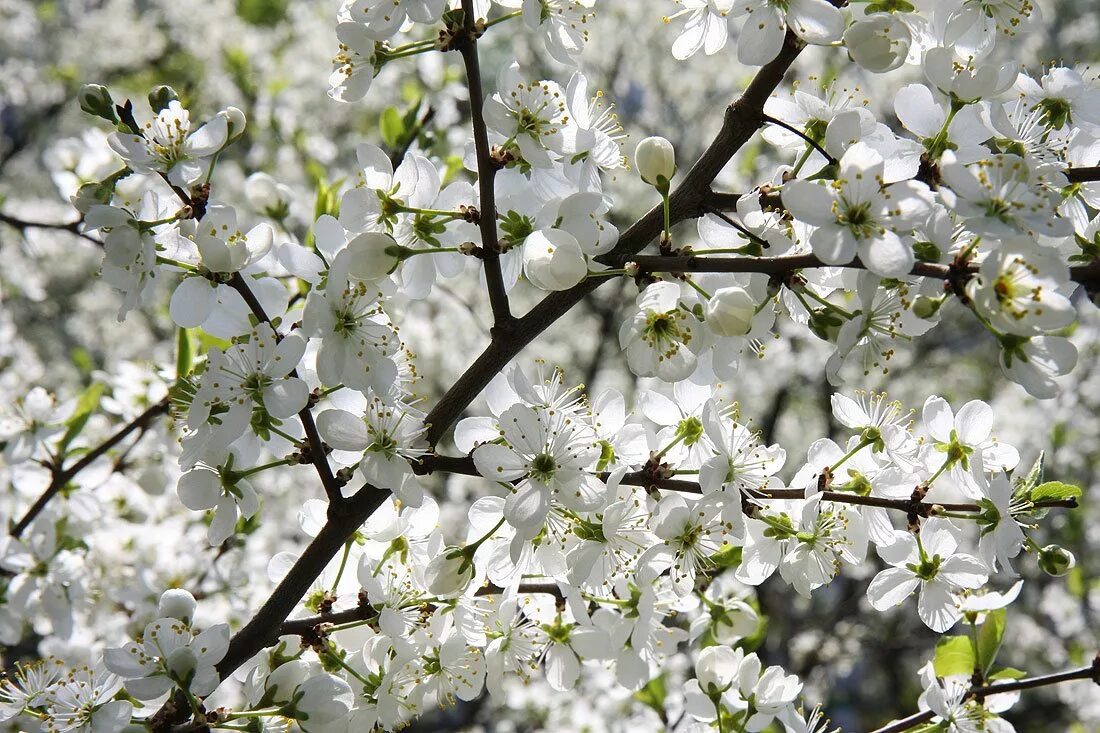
[988,666,1027,681]
[711,544,743,569]
[380,107,405,150]
[976,609,1006,675]
[933,635,976,678]
[236,0,289,26]
[176,327,193,380]
[57,382,106,456]
[633,674,666,720]
[1030,481,1082,503]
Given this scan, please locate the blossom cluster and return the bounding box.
[0,0,1097,731]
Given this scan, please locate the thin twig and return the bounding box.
[413,454,1077,515]
[871,656,1100,733]
[761,113,837,166]
[9,398,170,538]
[423,28,810,447]
[279,582,562,636]
[458,0,513,332]
[0,211,102,246]
[226,273,344,505]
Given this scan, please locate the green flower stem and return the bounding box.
[829,437,875,473]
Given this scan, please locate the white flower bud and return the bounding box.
[345,232,401,280]
[289,674,354,727]
[425,547,474,597]
[695,645,741,694]
[166,647,198,685]
[244,173,291,219]
[634,136,676,188]
[522,229,588,291]
[705,286,756,337]
[158,589,197,622]
[843,15,911,73]
[265,660,311,704]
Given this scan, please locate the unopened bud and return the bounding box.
[158,588,198,623]
[148,85,179,113]
[425,547,474,597]
[843,15,912,74]
[71,181,114,214]
[634,136,676,190]
[1038,544,1075,576]
[705,286,756,337]
[78,84,117,123]
[912,294,944,320]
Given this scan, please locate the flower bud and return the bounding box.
[705,286,756,337]
[843,15,911,73]
[425,547,474,597]
[148,85,179,113]
[522,229,587,291]
[1038,544,1075,576]
[158,588,198,623]
[71,181,114,214]
[78,84,117,123]
[287,674,354,727]
[244,173,291,221]
[345,232,401,280]
[166,647,198,686]
[912,294,944,320]
[695,645,740,694]
[635,136,676,189]
[265,660,311,704]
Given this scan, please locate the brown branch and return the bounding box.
[278,582,563,637]
[458,0,513,332]
[226,273,343,505]
[630,253,958,280]
[0,211,103,247]
[1065,166,1100,183]
[387,105,436,170]
[871,655,1100,733]
[423,28,810,447]
[9,398,169,538]
[413,453,1077,514]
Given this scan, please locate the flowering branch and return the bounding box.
[871,654,1100,733]
[414,453,1078,515]
[0,210,102,246]
[225,273,343,505]
[278,582,562,637]
[9,397,169,538]
[457,0,513,333]
[424,28,809,446]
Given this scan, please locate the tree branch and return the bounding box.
[278,582,562,637]
[629,253,959,279]
[213,487,391,677]
[413,453,1077,514]
[458,0,513,332]
[423,28,809,446]
[226,273,344,505]
[1065,166,1100,183]
[871,654,1100,733]
[9,397,170,538]
[0,211,102,247]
